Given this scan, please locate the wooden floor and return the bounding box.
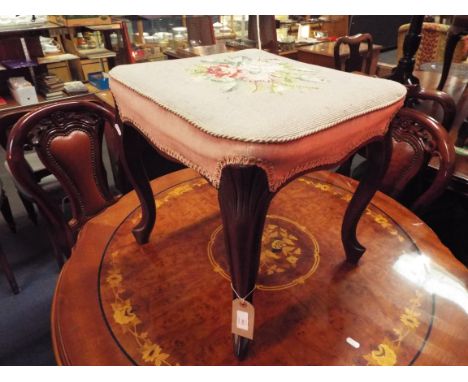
[52,169,468,365]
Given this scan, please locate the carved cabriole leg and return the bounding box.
[121,122,156,244]
[218,165,274,360]
[341,130,393,264]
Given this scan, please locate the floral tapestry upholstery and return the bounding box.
[110,49,406,191]
[397,22,468,70]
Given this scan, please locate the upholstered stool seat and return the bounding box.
[110,49,405,191]
[109,49,406,359]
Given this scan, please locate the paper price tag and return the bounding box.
[231,298,255,340]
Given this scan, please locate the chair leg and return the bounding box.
[0,190,16,233]
[218,165,274,360]
[341,130,393,264]
[455,119,468,148]
[18,192,38,225]
[336,156,353,177]
[437,29,462,91]
[43,222,66,269]
[0,243,20,294]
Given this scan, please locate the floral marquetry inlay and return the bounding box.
[208,215,320,291]
[105,250,177,366]
[363,291,424,366]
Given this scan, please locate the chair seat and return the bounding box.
[110,49,406,190]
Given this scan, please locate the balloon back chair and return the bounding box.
[354,108,455,215]
[6,100,121,266]
[334,33,374,74]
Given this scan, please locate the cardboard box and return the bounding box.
[48,16,111,27]
[9,85,38,106]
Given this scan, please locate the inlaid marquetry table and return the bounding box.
[109,49,406,358]
[51,169,468,365]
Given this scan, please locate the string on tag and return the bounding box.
[230,283,256,305]
[256,15,262,51]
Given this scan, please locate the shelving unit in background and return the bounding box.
[0,17,133,113]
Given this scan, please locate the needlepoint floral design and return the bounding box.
[191,55,327,93]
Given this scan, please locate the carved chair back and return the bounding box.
[7,100,120,257]
[186,16,216,46]
[334,33,373,74]
[380,108,455,214]
[405,85,456,131]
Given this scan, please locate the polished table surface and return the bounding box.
[52,169,468,365]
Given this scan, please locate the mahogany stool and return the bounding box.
[109,49,406,359]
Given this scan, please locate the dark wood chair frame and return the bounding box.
[119,107,393,359]
[248,15,279,54]
[453,84,468,148]
[334,33,374,74]
[406,86,456,131]
[0,110,41,225]
[7,100,121,265]
[345,108,454,216]
[383,108,455,214]
[437,16,468,91]
[0,181,20,294]
[186,15,216,46]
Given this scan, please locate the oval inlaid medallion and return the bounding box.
[208,215,320,291]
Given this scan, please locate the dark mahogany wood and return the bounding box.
[0,110,38,225]
[0,184,19,294]
[343,108,454,215]
[456,119,468,148]
[6,100,118,261]
[342,130,393,264]
[0,187,16,233]
[406,87,456,130]
[437,16,468,91]
[0,242,19,294]
[382,108,455,214]
[248,16,279,54]
[186,16,216,46]
[454,85,468,148]
[218,165,275,359]
[334,33,373,74]
[388,16,425,87]
[120,120,156,244]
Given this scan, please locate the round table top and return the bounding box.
[52,169,468,365]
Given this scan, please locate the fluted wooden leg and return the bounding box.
[121,122,156,244]
[341,131,393,264]
[218,165,274,360]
